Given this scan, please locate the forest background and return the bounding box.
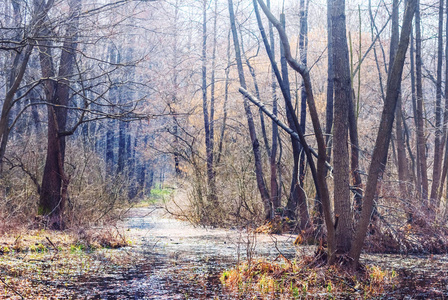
[1,0,448,270]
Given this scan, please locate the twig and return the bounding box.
[46,237,58,252]
[270,234,292,266]
[0,275,24,299]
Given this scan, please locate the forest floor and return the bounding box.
[0,206,447,299]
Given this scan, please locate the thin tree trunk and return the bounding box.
[257,0,335,261]
[117,119,126,174]
[298,0,311,228]
[410,22,421,193]
[390,0,411,218]
[172,1,181,176]
[202,0,217,207]
[241,31,270,162]
[320,0,333,231]
[228,0,271,220]
[209,0,218,200]
[439,0,448,207]
[430,0,444,207]
[217,30,231,165]
[279,13,310,228]
[415,0,429,204]
[350,0,416,268]
[267,0,280,213]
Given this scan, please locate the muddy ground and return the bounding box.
[0,206,447,299]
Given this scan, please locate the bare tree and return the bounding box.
[430,0,444,206]
[228,0,271,220]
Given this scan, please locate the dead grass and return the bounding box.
[220,255,398,299]
[0,226,130,255]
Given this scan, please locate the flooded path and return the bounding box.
[75,207,448,299]
[3,206,447,299]
[112,206,300,299]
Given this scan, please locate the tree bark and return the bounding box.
[202,0,218,207]
[298,0,311,229]
[415,0,429,203]
[331,0,352,254]
[38,0,81,229]
[217,30,231,165]
[389,0,411,219]
[430,0,444,207]
[267,0,280,216]
[350,0,416,268]
[439,0,448,207]
[278,13,309,226]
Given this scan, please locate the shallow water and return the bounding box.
[65,207,448,299]
[4,207,447,299]
[106,207,300,299]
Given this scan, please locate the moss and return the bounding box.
[37,205,51,216]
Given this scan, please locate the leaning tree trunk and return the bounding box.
[390,0,411,215]
[228,0,272,220]
[0,0,54,174]
[350,0,416,269]
[256,0,336,261]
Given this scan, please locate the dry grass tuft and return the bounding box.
[220,255,398,299]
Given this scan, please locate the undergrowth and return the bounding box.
[220,255,398,299]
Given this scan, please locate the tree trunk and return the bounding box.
[389,0,411,219]
[430,0,444,207]
[439,0,448,207]
[0,0,53,173]
[228,0,271,220]
[331,0,352,254]
[117,120,126,174]
[410,20,421,192]
[217,30,231,165]
[267,0,280,216]
[209,0,218,202]
[298,0,311,229]
[38,0,81,229]
[320,0,334,231]
[415,0,429,203]
[202,0,217,207]
[257,0,335,261]
[279,13,310,228]
[350,0,416,268]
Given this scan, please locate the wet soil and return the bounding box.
[110,206,300,299]
[2,206,448,299]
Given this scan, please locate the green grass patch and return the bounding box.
[150,187,173,200]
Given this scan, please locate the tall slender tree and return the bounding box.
[430,0,444,206]
[415,0,429,203]
[228,0,271,220]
